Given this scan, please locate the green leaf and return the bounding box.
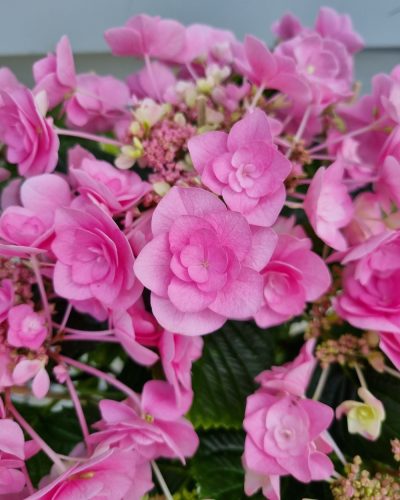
[189,321,275,429]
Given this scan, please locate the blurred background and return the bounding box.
[2,0,400,92]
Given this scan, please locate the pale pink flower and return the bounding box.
[7,304,47,350]
[188,109,291,227]
[304,161,353,251]
[0,88,59,177]
[33,35,76,108]
[379,332,400,371]
[375,155,400,212]
[315,7,364,54]
[159,330,203,411]
[243,390,334,483]
[90,380,199,463]
[105,14,186,62]
[0,67,21,93]
[65,74,129,132]
[335,231,400,333]
[28,448,152,500]
[255,339,316,397]
[52,204,142,310]
[255,235,331,328]
[182,24,237,64]
[134,186,277,335]
[127,61,176,101]
[244,469,280,500]
[13,359,50,399]
[0,279,14,323]
[0,415,26,496]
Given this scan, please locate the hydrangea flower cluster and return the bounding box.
[0,6,399,499]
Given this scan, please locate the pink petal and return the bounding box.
[227,108,272,150]
[188,131,227,174]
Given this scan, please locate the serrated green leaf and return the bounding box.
[189,321,275,429]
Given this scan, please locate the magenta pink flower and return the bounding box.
[65,73,129,132]
[12,359,50,399]
[380,332,400,371]
[272,13,303,41]
[134,186,277,335]
[69,146,150,213]
[0,88,59,177]
[7,304,47,350]
[0,68,21,93]
[52,204,142,310]
[315,7,364,54]
[159,330,203,411]
[255,234,331,327]
[255,339,316,397]
[105,14,186,62]
[28,448,152,500]
[188,109,291,227]
[243,390,334,484]
[304,161,354,251]
[33,35,76,108]
[236,35,310,101]
[335,231,400,333]
[90,380,199,463]
[0,415,27,496]
[375,155,400,212]
[0,279,14,323]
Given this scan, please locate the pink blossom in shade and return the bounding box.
[243,469,280,500]
[105,14,186,62]
[70,298,108,322]
[255,339,316,397]
[182,24,237,64]
[0,173,71,249]
[0,179,21,211]
[127,61,176,102]
[0,279,14,323]
[134,186,277,335]
[235,35,310,101]
[379,332,400,371]
[52,204,142,310]
[243,390,334,484]
[159,331,203,412]
[255,235,331,328]
[12,359,50,399]
[64,73,129,133]
[276,32,353,107]
[375,155,400,212]
[0,416,27,496]
[127,208,154,256]
[272,13,303,41]
[272,215,307,239]
[28,448,152,500]
[315,7,364,54]
[0,88,59,177]
[211,81,251,113]
[90,380,199,463]
[68,146,150,214]
[304,161,354,251]
[335,231,400,334]
[127,299,162,347]
[7,305,47,350]
[0,349,14,390]
[188,109,291,227]
[112,309,159,366]
[33,35,76,109]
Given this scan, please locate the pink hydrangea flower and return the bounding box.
[0,67,21,93]
[254,234,331,327]
[0,279,14,323]
[0,88,59,177]
[379,332,400,371]
[315,7,364,54]
[243,390,334,484]
[52,204,142,310]
[335,231,400,333]
[188,109,291,227]
[182,24,237,64]
[127,61,176,102]
[272,13,303,41]
[28,448,152,500]
[375,155,400,212]
[7,304,47,350]
[235,35,310,101]
[0,174,71,249]
[68,145,150,214]
[0,414,27,496]
[90,380,199,463]
[12,359,50,399]
[65,74,129,132]
[105,14,186,62]
[244,469,280,500]
[159,330,203,411]
[33,35,76,108]
[304,161,354,251]
[134,186,277,335]
[255,339,316,397]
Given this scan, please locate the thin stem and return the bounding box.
[58,303,72,334]
[354,362,368,389]
[324,431,347,466]
[312,365,331,401]
[249,85,265,110]
[30,255,51,328]
[286,105,312,159]
[186,62,199,81]
[59,334,119,343]
[152,461,173,500]
[384,365,400,380]
[144,54,162,101]
[55,128,122,147]
[58,355,140,406]
[6,394,66,473]
[22,464,34,495]
[52,324,114,336]
[289,192,306,201]
[285,201,303,210]
[64,370,90,448]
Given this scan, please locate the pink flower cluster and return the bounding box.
[0,5,398,500]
